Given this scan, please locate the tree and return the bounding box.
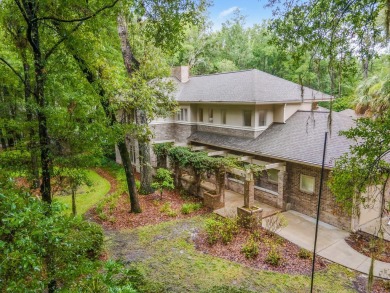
[152,168,174,199]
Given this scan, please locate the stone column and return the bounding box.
[277,170,288,210]
[244,179,254,208]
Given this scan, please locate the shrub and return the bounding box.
[204,216,239,245]
[220,217,239,244]
[205,218,223,245]
[298,248,312,259]
[264,213,287,235]
[265,245,282,266]
[181,202,202,214]
[159,202,177,217]
[135,180,141,192]
[151,168,174,199]
[241,236,259,259]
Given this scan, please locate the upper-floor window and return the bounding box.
[243,110,252,127]
[221,109,226,124]
[199,108,203,122]
[259,110,266,126]
[209,109,214,123]
[177,108,188,121]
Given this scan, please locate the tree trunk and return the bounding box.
[117,141,142,213]
[22,52,40,188]
[173,163,182,189]
[138,111,154,194]
[116,14,153,194]
[71,189,77,216]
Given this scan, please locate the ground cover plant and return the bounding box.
[107,216,390,293]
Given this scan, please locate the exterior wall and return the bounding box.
[286,162,352,230]
[151,123,176,141]
[196,124,259,138]
[273,104,285,123]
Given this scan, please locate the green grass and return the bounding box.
[107,216,358,293]
[55,170,111,216]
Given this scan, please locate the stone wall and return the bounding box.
[286,162,352,230]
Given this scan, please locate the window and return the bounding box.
[129,144,136,164]
[221,109,226,124]
[177,108,188,121]
[209,109,214,123]
[300,174,315,193]
[199,108,203,122]
[259,110,266,126]
[243,110,252,127]
[267,169,279,183]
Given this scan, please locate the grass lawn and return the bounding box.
[107,216,358,293]
[55,169,111,216]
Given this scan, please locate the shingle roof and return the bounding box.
[188,110,355,168]
[175,70,332,103]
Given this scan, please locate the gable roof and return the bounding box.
[188,110,355,168]
[175,69,332,104]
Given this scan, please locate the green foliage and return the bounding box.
[298,248,312,259]
[202,286,256,293]
[159,202,178,217]
[0,184,106,291]
[329,111,390,215]
[151,168,174,198]
[265,245,282,266]
[181,202,202,214]
[204,216,239,245]
[241,236,259,259]
[318,95,355,112]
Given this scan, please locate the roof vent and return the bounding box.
[172,66,189,83]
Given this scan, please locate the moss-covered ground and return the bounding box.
[107,216,358,293]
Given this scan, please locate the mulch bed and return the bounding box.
[89,168,211,230]
[346,231,390,263]
[194,227,328,275]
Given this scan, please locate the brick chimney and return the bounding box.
[172,65,189,83]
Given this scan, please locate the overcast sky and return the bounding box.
[207,0,274,30]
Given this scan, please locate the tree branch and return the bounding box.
[0,57,25,84]
[44,21,84,60]
[35,0,119,23]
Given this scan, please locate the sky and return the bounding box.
[207,0,275,31]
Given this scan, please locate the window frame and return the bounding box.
[300,174,315,194]
[209,109,214,123]
[177,107,188,121]
[199,108,203,122]
[221,109,227,124]
[258,110,266,126]
[243,110,252,127]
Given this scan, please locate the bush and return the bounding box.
[181,202,202,214]
[265,245,282,266]
[159,202,177,217]
[204,216,239,245]
[298,248,312,259]
[241,236,259,259]
[151,168,174,199]
[264,213,287,235]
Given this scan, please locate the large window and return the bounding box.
[243,110,252,127]
[221,109,226,124]
[267,169,279,183]
[300,174,315,193]
[259,110,266,126]
[177,108,188,121]
[209,109,214,123]
[199,108,203,122]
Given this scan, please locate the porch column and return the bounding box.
[244,170,254,208]
[277,170,288,210]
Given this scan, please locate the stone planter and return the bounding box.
[237,206,263,228]
[204,191,224,210]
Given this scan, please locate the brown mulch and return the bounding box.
[89,168,211,230]
[346,231,390,263]
[91,190,210,230]
[194,227,328,275]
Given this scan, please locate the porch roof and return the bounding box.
[188,110,355,168]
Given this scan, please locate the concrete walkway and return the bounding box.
[275,211,390,279]
[214,189,281,218]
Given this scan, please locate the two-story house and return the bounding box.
[117,66,380,232]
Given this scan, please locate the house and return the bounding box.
[116,66,378,232]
